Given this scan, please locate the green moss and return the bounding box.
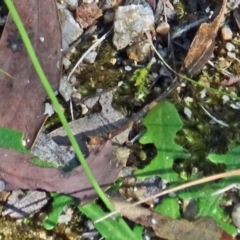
[72,41,128,96]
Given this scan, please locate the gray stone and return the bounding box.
[58,7,83,50]
[62,0,78,9]
[113,5,154,50]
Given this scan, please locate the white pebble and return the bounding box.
[200,89,207,98]
[184,97,193,102]
[227,51,236,58]
[184,107,192,119]
[222,95,230,104]
[124,65,132,71]
[225,42,235,52]
[63,57,71,70]
[221,26,233,41]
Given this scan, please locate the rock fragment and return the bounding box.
[221,26,233,41]
[113,5,154,50]
[62,0,78,9]
[58,6,83,50]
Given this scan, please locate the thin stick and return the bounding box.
[95,169,240,223]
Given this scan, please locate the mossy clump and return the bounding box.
[71,41,129,96]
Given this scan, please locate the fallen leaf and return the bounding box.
[76,3,102,29]
[182,0,227,76]
[111,199,235,240]
[0,140,121,205]
[0,0,62,148]
[221,75,240,86]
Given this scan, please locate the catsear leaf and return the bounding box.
[135,101,190,181]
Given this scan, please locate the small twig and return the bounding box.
[171,16,209,39]
[70,98,74,121]
[95,169,240,223]
[200,104,229,127]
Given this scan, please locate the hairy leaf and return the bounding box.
[44,193,79,230]
[135,101,190,181]
[0,127,27,153]
[208,146,240,171]
[155,197,180,219]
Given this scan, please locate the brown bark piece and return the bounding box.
[182,0,227,76]
[0,0,62,148]
[111,199,235,240]
[0,140,121,205]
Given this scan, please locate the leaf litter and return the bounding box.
[0,0,62,148]
[1,0,240,239]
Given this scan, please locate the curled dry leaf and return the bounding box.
[0,140,122,205]
[111,199,235,240]
[182,0,227,76]
[221,75,240,86]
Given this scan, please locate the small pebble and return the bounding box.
[222,95,230,104]
[225,42,235,52]
[62,0,78,9]
[110,58,117,65]
[156,22,170,35]
[71,92,82,99]
[63,57,71,69]
[184,96,193,103]
[58,214,72,224]
[200,89,207,98]
[227,51,236,58]
[221,26,233,41]
[126,40,151,62]
[83,0,95,3]
[0,180,5,192]
[103,10,115,24]
[43,103,55,117]
[124,65,132,71]
[84,51,97,64]
[184,107,192,119]
[81,104,88,115]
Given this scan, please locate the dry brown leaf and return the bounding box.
[221,75,240,86]
[76,3,102,29]
[0,140,121,205]
[182,0,227,76]
[0,0,62,148]
[111,199,235,240]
